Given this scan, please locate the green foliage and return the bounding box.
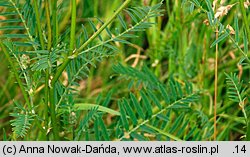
[10,102,34,138]
[74,107,99,141]
[111,64,208,141]
[0,0,166,140]
[59,62,212,141]
[225,73,246,104]
[0,0,37,47]
[0,0,249,141]
[225,72,248,132]
[75,63,211,141]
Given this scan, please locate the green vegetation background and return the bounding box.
[0,0,249,141]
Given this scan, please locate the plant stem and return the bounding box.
[49,0,78,140]
[44,70,49,138]
[69,0,77,140]
[35,117,47,140]
[214,27,218,141]
[49,87,60,140]
[33,0,45,50]
[52,0,58,46]
[59,10,71,33]
[78,0,131,53]
[50,0,131,140]
[44,0,52,140]
[51,0,132,86]
[70,0,76,52]
[146,124,182,141]
[0,42,31,109]
[118,93,198,140]
[45,0,52,50]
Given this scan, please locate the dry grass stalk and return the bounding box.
[214,3,237,18]
[244,0,250,8]
[226,24,235,35]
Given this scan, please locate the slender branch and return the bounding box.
[49,0,78,141]
[145,124,182,141]
[45,0,52,50]
[33,0,45,49]
[214,24,218,141]
[228,35,250,63]
[44,70,49,140]
[52,0,58,46]
[69,0,77,140]
[48,0,60,140]
[35,116,47,140]
[3,44,34,109]
[78,0,131,53]
[49,87,60,140]
[78,9,153,56]
[69,0,76,52]
[0,42,31,109]
[118,93,198,140]
[190,1,249,62]
[44,0,52,140]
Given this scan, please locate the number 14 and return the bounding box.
[235,145,246,153]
